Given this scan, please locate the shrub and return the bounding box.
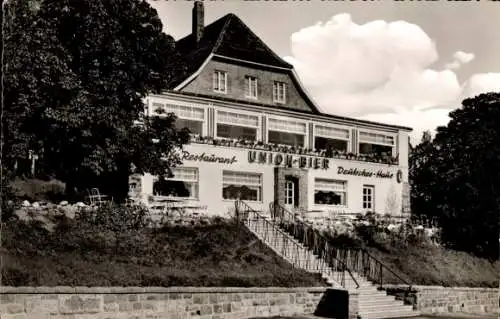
[1,199,16,222]
[1,169,16,221]
[75,202,151,232]
[10,178,66,202]
[323,231,362,249]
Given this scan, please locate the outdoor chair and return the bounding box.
[85,188,112,206]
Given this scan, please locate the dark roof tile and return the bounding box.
[211,14,293,69]
[169,14,293,88]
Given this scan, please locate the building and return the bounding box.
[129,1,412,219]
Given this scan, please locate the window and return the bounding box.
[314,179,347,206]
[128,174,142,196]
[245,76,258,99]
[314,125,350,152]
[268,118,306,147]
[284,181,295,206]
[222,171,262,202]
[153,167,199,199]
[213,71,227,93]
[359,131,394,157]
[151,102,204,135]
[273,81,286,103]
[362,185,374,210]
[216,111,259,141]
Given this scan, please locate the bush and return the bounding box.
[10,178,66,202]
[284,214,500,287]
[1,169,16,221]
[1,199,16,222]
[75,202,151,232]
[349,221,500,287]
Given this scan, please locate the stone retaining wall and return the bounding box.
[0,286,359,319]
[384,285,499,315]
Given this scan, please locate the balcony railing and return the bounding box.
[188,134,399,165]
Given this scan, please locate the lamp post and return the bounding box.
[28,150,38,177]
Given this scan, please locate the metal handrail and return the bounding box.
[360,248,412,289]
[269,201,413,299]
[250,201,360,290]
[235,201,312,269]
[235,200,358,289]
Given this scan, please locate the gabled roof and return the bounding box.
[167,10,412,132]
[170,13,293,89]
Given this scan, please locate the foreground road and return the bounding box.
[250,314,498,319]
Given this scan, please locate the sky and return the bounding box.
[147,0,500,144]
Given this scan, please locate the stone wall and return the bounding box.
[0,286,360,319]
[384,285,500,315]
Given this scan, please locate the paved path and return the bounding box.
[251,314,498,319]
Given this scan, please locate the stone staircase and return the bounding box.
[240,205,419,319]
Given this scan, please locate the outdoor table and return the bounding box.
[85,194,110,205]
[148,197,182,215]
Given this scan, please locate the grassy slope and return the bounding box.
[1,218,324,287]
[363,238,500,288]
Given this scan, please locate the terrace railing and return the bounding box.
[190,134,398,166]
[235,200,359,289]
[269,201,413,298]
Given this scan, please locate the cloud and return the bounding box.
[445,51,475,70]
[284,14,462,118]
[283,14,498,143]
[461,73,500,98]
[453,51,475,64]
[444,61,461,70]
[359,109,453,145]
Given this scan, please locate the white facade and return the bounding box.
[130,94,411,219]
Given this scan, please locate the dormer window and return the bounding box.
[273,81,286,103]
[213,71,227,93]
[245,76,258,99]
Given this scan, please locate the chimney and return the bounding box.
[192,1,204,44]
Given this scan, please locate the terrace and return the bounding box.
[187,134,399,165]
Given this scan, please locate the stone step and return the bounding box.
[331,271,367,279]
[275,253,315,262]
[352,281,378,295]
[344,285,376,291]
[356,295,399,303]
[324,278,371,287]
[342,280,374,288]
[359,304,414,312]
[271,245,309,252]
[272,244,314,253]
[357,290,390,297]
[345,281,374,288]
[359,309,420,319]
[272,250,311,258]
[354,290,389,297]
[245,217,420,319]
[262,241,308,251]
[330,279,373,288]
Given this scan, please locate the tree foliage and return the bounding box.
[409,130,435,220]
[410,92,500,260]
[3,0,189,201]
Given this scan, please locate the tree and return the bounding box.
[410,93,500,260]
[409,130,436,221]
[3,0,189,201]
